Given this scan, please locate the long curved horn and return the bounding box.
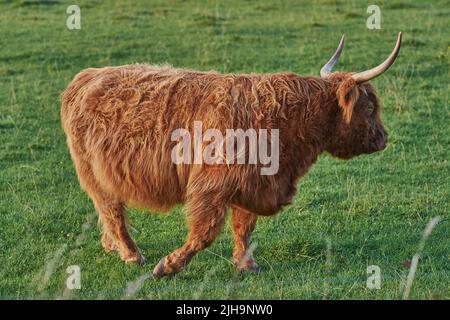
[352,32,402,83]
[320,35,345,78]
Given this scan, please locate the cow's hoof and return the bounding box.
[101,234,117,253]
[245,263,262,273]
[152,256,167,279]
[122,251,145,265]
[237,261,262,273]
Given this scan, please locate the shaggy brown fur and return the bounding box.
[61,64,387,278]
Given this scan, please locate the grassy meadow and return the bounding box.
[0,0,448,299]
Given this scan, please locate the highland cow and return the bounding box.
[61,33,402,278]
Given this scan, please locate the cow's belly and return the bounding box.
[232,182,297,216]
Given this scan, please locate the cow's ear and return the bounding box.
[337,78,359,124]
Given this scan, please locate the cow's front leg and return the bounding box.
[152,196,228,279]
[231,206,261,272]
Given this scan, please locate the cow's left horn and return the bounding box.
[352,32,402,83]
[320,35,345,78]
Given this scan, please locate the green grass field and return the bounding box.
[0,0,448,300]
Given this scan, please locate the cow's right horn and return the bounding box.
[352,32,402,83]
[320,35,345,78]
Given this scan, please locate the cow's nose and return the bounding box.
[378,132,388,150]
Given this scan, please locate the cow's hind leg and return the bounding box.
[101,232,117,253]
[92,196,144,264]
[231,206,260,272]
[69,150,143,264]
[152,193,228,279]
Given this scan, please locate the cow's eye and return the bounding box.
[366,103,375,116]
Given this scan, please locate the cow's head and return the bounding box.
[321,33,402,159]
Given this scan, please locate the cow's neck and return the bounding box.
[278,78,336,189]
